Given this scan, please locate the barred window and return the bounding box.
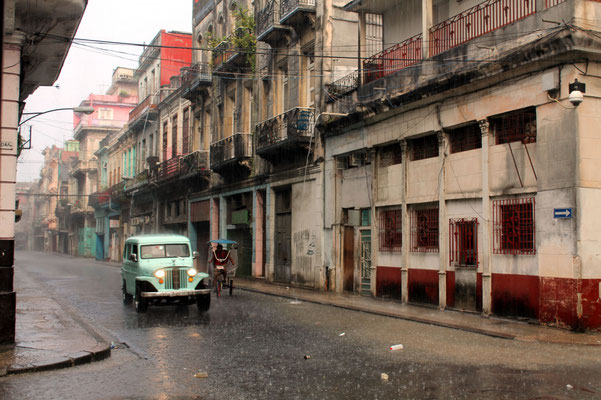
[448,124,482,154]
[449,218,478,266]
[493,197,535,255]
[491,108,536,145]
[410,135,439,161]
[410,205,439,252]
[379,209,401,252]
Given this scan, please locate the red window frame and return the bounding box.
[493,197,535,255]
[449,218,478,266]
[492,108,536,145]
[379,209,402,252]
[410,135,439,161]
[449,124,482,154]
[410,205,439,252]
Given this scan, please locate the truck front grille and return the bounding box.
[165,268,188,290]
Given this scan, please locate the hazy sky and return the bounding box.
[17,0,192,182]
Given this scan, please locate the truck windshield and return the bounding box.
[140,244,190,259]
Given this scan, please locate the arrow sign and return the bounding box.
[554,208,572,219]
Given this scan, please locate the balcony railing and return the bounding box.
[210,133,252,169]
[257,0,290,44]
[180,150,209,177]
[256,107,314,154]
[212,28,253,72]
[429,0,536,56]
[181,63,212,95]
[155,156,182,183]
[363,33,423,86]
[280,0,316,24]
[125,169,149,191]
[326,71,359,100]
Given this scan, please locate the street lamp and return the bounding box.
[19,106,95,126]
[17,106,95,156]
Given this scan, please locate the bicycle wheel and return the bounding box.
[216,277,222,297]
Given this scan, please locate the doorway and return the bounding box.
[274,189,291,283]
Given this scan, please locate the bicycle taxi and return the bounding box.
[207,239,238,296]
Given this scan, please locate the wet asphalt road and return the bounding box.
[1,252,601,399]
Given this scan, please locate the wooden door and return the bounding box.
[343,226,354,292]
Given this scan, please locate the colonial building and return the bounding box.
[321,0,601,330]
[69,89,137,257]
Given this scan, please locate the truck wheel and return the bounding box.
[122,280,133,305]
[196,293,210,312]
[134,286,147,313]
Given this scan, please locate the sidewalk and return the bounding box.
[233,277,601,346]
[0,269,111,376]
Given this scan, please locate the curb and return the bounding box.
[3,343,111,376]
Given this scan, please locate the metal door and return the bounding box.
[360,230,372,296]
[274,212,291,283]
[343,226,354,292]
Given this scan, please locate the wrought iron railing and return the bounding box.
[429,0,536,56]
[363,33,423,85]
[280,0,316,22]
[182,63,212,88]
[180,151,209,175]
[326,71,359,99]
[210,133,252,168]
[256,107,314,151]
[257,0,281,38]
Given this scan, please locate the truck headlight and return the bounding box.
[187,268,197,277]
[154,269,165,279]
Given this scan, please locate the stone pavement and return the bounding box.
[0,268,111,376]
[233,277,601,346]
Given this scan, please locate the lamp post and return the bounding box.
[17,106,95,156]
[19,106,95,126]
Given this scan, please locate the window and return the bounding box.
[449,124,482,153]
[379,209,401,252]
[410,135,439,161]
[491,108,536,145]
[162,121,168,160]
[172,114,178,157]
[449,218,478,266]
[493,197,535,255]
[365,13,383,57]
[182,109,190,154]
[379,143,402,167]
[410,205,439,252]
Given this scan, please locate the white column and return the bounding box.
[437,131,448,309]
[422,0,433,59]
[400,140,409,303]
[479,119,492,315]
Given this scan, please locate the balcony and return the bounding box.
[71,159,98,177]
[256,0,290,46]
[212,28,254,74]
[128,92,161,130]
[334,0,576,103]
[428,0,536,57]
[180,150,210,178]
[210,133,252,171]
[280,0,316,26]
[362,33,423,86]
[148,151,210,184]
[326,71,359,101]
[88,189,111,209]
[181,63,213,101]
[256,107,314,158]
[124,170,149,192]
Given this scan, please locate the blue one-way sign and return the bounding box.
[554,208,573,219]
